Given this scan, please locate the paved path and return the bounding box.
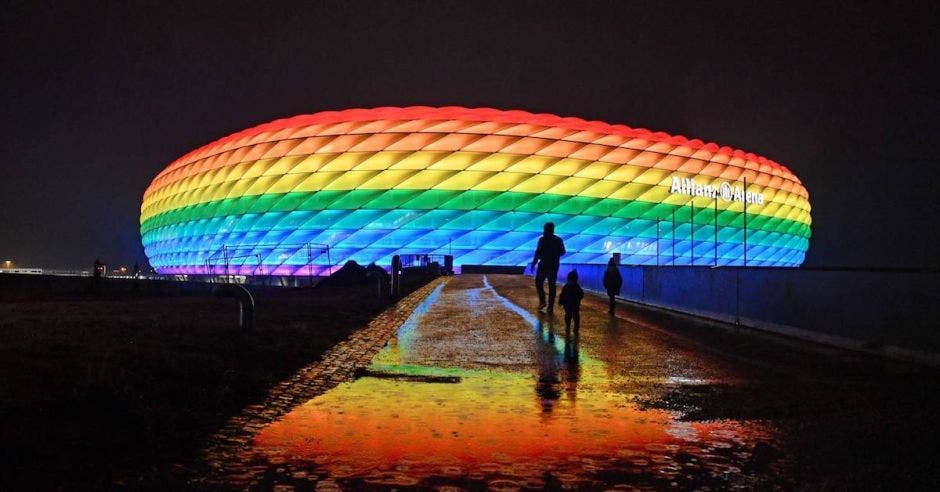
[204,274,939,490]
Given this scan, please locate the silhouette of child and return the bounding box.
[558,270,584,333]
[602,257,623,314]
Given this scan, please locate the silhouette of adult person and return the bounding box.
[603,257,623,315]
[531,222,566,313]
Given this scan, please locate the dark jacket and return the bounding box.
[603,266,623,295]
[558,282,584,311]
[533,235,566,271]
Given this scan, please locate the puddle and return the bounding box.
[249,276,785,489]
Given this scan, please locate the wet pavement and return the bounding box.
[206,274,940,490]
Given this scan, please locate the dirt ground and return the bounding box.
[0,274,433,489]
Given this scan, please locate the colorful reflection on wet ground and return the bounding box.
[251,275,786,489]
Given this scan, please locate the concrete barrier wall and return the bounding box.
[541,264,940,364]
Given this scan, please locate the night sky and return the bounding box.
[3,1,937,269]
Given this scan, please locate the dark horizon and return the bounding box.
[3,0,937,269]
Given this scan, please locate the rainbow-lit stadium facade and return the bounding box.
[140,107,811,275]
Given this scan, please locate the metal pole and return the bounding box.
[222,245,229,284]
[307,244,313,286]
[743,176,748,267]
[391,255,401,297]
[714,196,719,266]
[656,219,660,266]
[690,201,695,266]
[671,209,676,266]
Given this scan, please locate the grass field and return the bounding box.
[0,274,432,489]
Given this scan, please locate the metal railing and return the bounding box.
[203,242,332,284]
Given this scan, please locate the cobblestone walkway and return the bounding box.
[199,277,447,487]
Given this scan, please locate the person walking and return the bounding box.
[558,270,584,333]
[531,222,566,313]
[602,257,623,314]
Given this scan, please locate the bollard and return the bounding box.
[215,283,255,330]
[391,255,402,297]
[366,270,386,298]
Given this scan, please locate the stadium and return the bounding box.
[140,106,811,275]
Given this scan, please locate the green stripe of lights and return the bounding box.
[141,189,810,238]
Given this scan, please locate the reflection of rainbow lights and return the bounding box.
[141,107,811,274]
[251,278,776,486]
[253,359,766,476]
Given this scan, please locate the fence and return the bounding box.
[537,264,940,366]
[203,242,333,283]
